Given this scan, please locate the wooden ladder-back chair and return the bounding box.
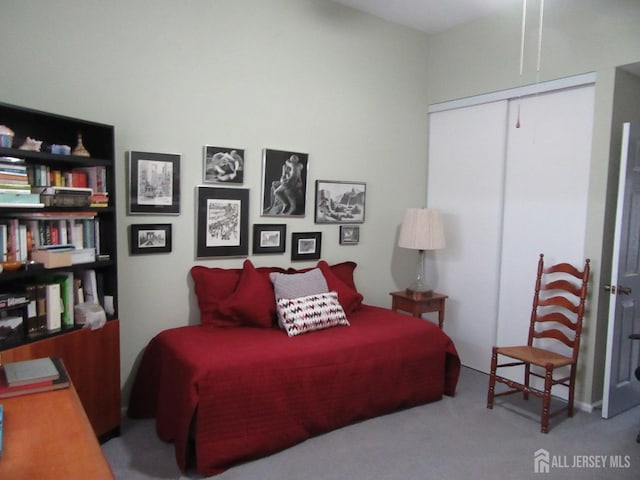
[487,253,590,433]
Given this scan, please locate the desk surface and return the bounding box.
[0,385,114,479]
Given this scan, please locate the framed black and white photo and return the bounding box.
[203,145,244,184]
[261,148,309,217]
[291,232,322,261]
[340,225,360,245]
[196,186,249,258]
[252,224,286,254]
[130,224,172,255]
[315,180,366,224]
[128,151,180,215]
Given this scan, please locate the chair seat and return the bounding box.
[496,345,574,368]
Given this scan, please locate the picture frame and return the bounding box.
[261,148,309,217]
[291,232,322,261]
[339,225,360,245]
[130,224,172,255]
[195,186,249,258]
[128,151,180,215]
[315,180,366,224]
[203,145,244,184]
[253,224,287,254]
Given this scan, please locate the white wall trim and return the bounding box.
[428,72,597,113]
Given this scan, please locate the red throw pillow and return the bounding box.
[316,260,363,314]
[218,260,277,328]
[190,266,242,327]
[329,261,358,291]
[288,261,359,291]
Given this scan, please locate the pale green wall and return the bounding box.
[424,0,640,406]
[2,0,640,409]
[0,0,431,396]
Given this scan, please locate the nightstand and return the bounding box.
[390,291,448,329]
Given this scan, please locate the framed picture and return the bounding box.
[196,186,249,258]
[203,145,244,184]
[130,224,172,255]
[261,148,309,217]
[128,151,180,215]
[291,232,322,261]
[340,225,360,245]
[253,224,286,254]
[315,180,366,224]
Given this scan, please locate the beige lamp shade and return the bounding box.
[398,208,445,251]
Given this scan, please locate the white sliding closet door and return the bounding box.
[496,86,594,349]
[427,83,595,374]
[427,100,509,371]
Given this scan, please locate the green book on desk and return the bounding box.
[3,357,59,387]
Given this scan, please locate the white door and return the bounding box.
[427,100,508,371]
[602,122,640,418]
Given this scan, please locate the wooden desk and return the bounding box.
[390,291,448,329]
[0,385,114,479]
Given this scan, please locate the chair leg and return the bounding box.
[567,364,576,418]
[541,365,553,433]
[487,347,498,409]
[524,363,531,401]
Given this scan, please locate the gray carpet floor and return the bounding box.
[102,367,640,479]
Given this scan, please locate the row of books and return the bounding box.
[0,212,100,263]
[0,269,100,347]
[26,164,107,193]
[0,159,108,207]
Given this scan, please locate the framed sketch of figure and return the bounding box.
[203,145,244,184]
[261,148,308,217]
[128,151,180,215]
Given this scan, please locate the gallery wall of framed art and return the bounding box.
[125,144,366,261]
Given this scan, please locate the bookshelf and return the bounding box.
[0,102,120,440]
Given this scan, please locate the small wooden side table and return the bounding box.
[390,291,448,329]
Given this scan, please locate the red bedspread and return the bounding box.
[128,305,460,476]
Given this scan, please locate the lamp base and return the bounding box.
[405,287,434,299]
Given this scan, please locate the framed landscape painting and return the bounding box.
[291,232,322,261]
[252,224,286,254]
[315,180,366,224]
[195,186,249,258]
[130,224,172,255]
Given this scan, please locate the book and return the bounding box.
[24,284,43,336]
[2,357,59,387]
[0,357,70,399]
[45,282,62,331]
[82,269,99,305]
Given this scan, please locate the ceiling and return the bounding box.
[330,0,523,34]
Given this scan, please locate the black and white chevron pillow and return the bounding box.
[276,291,349,337]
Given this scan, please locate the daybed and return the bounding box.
[128,260,460,476]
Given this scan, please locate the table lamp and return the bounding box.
[398,208,445,298]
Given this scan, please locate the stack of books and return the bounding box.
[0,357,70,399]
[0,157,42,207]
